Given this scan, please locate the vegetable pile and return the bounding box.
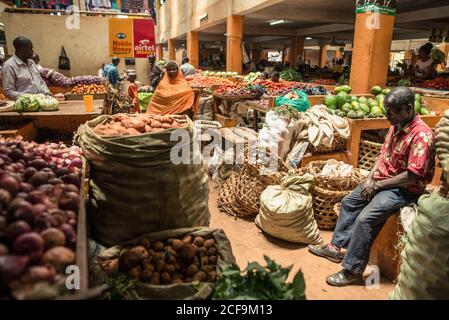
[214,84,252,96]
[13,94,59,113]
[93,114,185,136]
[280,68,301,82]
[243,72,263,83]
[212,255,306,300]
[100,235,219,285]
[203,71,238,78]
[419,77,449,91]
[310,79,336,85]
[71,76,106,86]
[257,80,327,96]
[187,75,234,87]
[41,69,105,88]
[70,84,107,95]
[324,85,430,118]
[0,137,82,299]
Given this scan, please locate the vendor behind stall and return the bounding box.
[103,57,125,86]
[308,86,435,287]
[146,60,195,116]
[2,36,50,100]
[180,57,196,76]
[414,43,436,79]
[271,71,280,83]
[149,55,164,89]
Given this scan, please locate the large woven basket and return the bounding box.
[310,131,346,154]
[217,146,290,217]
[358,139,382,171]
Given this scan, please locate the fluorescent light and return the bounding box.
[306,37,313,40]
[117,15,128,19]
[199,13,208,20]
[224,33,227,36]
[270,20,284,25]
[0,23,4,27]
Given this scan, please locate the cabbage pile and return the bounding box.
[14,94,59,113]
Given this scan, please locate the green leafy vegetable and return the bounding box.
[103,274,137,300]
[212,255,306,300]
[13,93,59,112]
[280,68,301,82]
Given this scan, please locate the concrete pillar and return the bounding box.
[349,12,395,93]
[226,15,243,74]
[187,31,199,68]
[168,39,176,61]
[320,45,328,67]
[296,36,304,65]
[157,45,164,60]
[289,37,296,65]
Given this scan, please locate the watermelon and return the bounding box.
[336,92,349,108]
[324,94,337,109]
[414,100,421,114]
[371,86,382,95]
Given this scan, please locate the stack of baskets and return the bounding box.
[358,133,384,171]
[298,161,364,230]
[217,147,291,218]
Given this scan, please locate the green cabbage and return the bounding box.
[13,93,59,112]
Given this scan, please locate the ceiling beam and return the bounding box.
[248,8,354,24]
[395,21,449,32]
[296,24,354,36]
[243,26,298,36]
[247,35,289,43]
[396,5,449,24]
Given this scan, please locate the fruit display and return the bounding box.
[214,84,252,97]
[186,75,234,87]
[419,77,449,91]
[0,137,83,299]
[70,84,107,95]
[324,85,430,118]
[202,71,238,78]
[99,235,219,285]
[71,76,106,86]
[93,114,185,136]
[243,72,263,83]
[41,69,105,88]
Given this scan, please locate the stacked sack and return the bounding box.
[390,110,449,299]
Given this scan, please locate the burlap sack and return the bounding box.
[90,227,236,300]
[390,192,449,300]
[75,115,210,247]
[255,174,322,244]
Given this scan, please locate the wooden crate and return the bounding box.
[0,120,38,141]
[214,113,239,128]
[49,86,73,94]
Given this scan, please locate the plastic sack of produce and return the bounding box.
[255,174,322,245]
[258,111,296,160]
[435,110,449,184]
[390,192,449,300]
[274,89,310,112]
[197,95,214,120]
[137,92,153,112]
[90,227,236,300]
[75,115,210,247]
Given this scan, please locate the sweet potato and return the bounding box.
[161,116,174,125]
[41,246,75,272]
[204,239,215,248]
[151,120,162,128]
[125,128,140,136]
[129,119,145,132]
[161,123,172,129]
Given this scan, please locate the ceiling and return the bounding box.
[191,0,449,48]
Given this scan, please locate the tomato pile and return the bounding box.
[187,76,234,88]
[214,84,252,96]
[419,77,449,91]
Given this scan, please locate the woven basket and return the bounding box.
[217,171,253,217]
[358,139,382,171]
[312,186,349,230]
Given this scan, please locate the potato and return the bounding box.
[152,241,164,251]
[119,249,142,272]
[128,266,142,279]
[186,264,199,277]
[184,277,192,283]
[160,272,171,284]
[147,249,156,256]
[172,239,183,251]
[154,260,165,272]
[163,264,176,275]
[172,272,182,280]
[167,255,177,265]
[103,258,119,276]
[130,245,149,260]
[179,243,195,264]
[151,252,163,263]
[208,255,218,265]
[203,265,215,273]
[161,123,171,129]
[198,247,207,257]
[201,256,209,266]
[140,269,153,281]
[192,271,207,282]
[204,239,215,248]
[125,128,140,135]
[182,235,193,244]
[164,246,177,256]
[193,256,200,266]
[208,271,218,281]
[149,272,160,285]
[192,245,199,255]
[165,238,176,245]
[207,247,217,256]
[193,236,205,247]
[138,238,151,249]
[142,259,154,271]
[171,278,184,284]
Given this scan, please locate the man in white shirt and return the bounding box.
[180,57,196,76]
[2,37,50,100]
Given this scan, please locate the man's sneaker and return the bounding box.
[308,244,344,263]
[326,269,364,287]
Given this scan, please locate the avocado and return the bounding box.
[371,86,382,95]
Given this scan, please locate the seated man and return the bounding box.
[309,87,436,286]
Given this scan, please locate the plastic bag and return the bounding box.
[137,92,153,112]
[274,89,310,112]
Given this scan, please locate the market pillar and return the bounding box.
[168,39,176,61]
[335,49,342,60]
[296,36,304,65]
[187,31,199,68]
[226,15,243,74]
[288,37,297,66]
[319,45,328,67]
[349,10,395,93]
[157,45,164,60]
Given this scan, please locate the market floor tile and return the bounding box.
[208,182,395,300]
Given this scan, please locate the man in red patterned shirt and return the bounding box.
[309,87,435,286]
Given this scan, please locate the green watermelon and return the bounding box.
[336,111,347,117]
[381,88,391,95]
[341,103,352,113]
[335,85,352,94]
[376,94,385,103]
[371,106,381,114]
[347,110,358,119]
[324,94,337,109]
[360,104,370,114]
[420,107,429,115]
[350,96,358,102]
[371,86,382,95]
[414,100,421,114]
[356,111,366,119]
[415,94,422,104]
[358,96,368,105]
[337,92,349,108]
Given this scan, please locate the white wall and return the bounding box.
[3,13,150,84]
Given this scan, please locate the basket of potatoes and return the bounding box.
[90,227,236,299]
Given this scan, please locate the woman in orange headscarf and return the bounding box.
[146,60,195,116]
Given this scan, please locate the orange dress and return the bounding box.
[127,83,140,113]
[146,69,195,115]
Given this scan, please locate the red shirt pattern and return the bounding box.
[374,115,435,194]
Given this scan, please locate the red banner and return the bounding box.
[133,19,156,58]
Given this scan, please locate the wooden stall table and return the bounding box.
[212,92,258,128]
[0,100,103,137]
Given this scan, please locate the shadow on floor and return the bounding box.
[258,229,308,250]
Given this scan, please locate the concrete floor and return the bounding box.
[208,182,395,300]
